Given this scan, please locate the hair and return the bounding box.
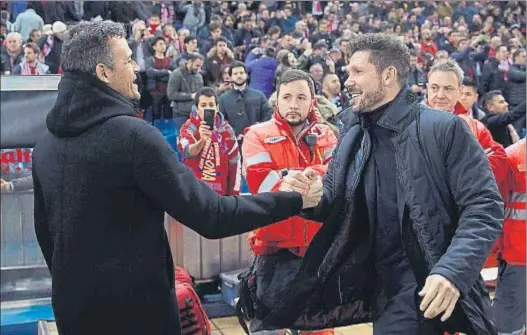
[277,69,315,98]
[215,37,228,46]
[151,36,166,49]
[428,59,464,85]
[513,48,526,61]
[267,25,281,36]
[187,52,204,63]
[462,77,477,91]
[194,87,218,107]
[264,47,275,58]
[347,33,411,87]
[6,31,23,42]
[184,35,197,44]
[209,22,222,32]
[228,61,247,76]
[481,90,504,110]
[409,49,418,57]
[28,28,40,39]
[61,21,126,74]
[24,42,39,54]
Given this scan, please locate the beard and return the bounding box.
[351,80,385,113]
[233,78,247,86]
[287,119,306,127]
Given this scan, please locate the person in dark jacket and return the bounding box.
[481,45,510,95]
[218,61,273,140]
[32,21,322,335]
[242,33,502,335]
[506,49,526,110]
[481,91,525,147]
[245,46,278,98]
[450,36,489,96]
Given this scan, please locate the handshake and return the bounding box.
[278,168,323,209]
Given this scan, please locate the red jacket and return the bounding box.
[242,107,338,256]
[503,139,526,265]
[178,108,240,196]
[420,40,438,57]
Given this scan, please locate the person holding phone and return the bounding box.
[178,87,241,196]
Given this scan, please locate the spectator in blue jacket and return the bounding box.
[245,46,278,98]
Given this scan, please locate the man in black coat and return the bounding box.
[247,34,502,335]
[32,21,322,335]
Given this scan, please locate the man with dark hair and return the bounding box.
[242,69,338,335]
[167,52,204,132]
[204,37,235,86]
[245,46,278,98]
[459,77,485,120]
[174,35,198,68]
[31,20,322,335]
[178,87,240,196]
[407,49,426,96]
[244,33,502,335]
[507,48,526,113]
[13,42,49,75]
[481,90,525,147]
[218,61,273,140]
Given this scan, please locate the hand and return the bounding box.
[1,179,13,193]
[219,82,232,92]
[279,170,311,195]
[411,84,421,93]
[301,175,323,209]
[508,124,520,143]
[418,274,460,322]
[198,121,212,142]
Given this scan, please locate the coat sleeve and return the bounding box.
[167,71,192,101]
[483,101,526,128]
[145,56,170,81]
[225,125,241,196]
[33,168,54,273]
[429,117,503,297]
[132,122,303,239]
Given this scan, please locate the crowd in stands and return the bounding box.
[0,1,525,159]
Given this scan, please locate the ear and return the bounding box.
[383,66,398,85]
[95,63,111,84]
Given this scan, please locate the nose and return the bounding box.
[132,60,140,73]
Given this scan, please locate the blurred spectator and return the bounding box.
[145,37,177,121]
[175,28,190,54]
[147,13,162,36]
[420,28,438,57]
[1,10,15,32]
[481,91,525,147]
[450,35,490,95]
[27,28,41,44]
[1,32,23,74]
[234,16,261,49]
[322,72,349,114]
[13,2,44,41]
[407,49,427,95]
[200,21,232,55]
[167,52,204,132]
[297,40,328,73]
[481,45,510,94]
[0,22,7,45]
[197,14,221,47]
[459,77,485,120]
[315,95,342,136]
[36,21,67,74]
[506,48,526,109]
[274,49,297,88]
[178,87,241,196]
[179,0,206,36]
[162,24,180,58]
[309,19,335,47]
[309,63,324,94]
[82,2,110,21]
[245,46,278,98]
[13,42,49,75]
[221,15,236,45]
[109,2,137,24]
[174,35,198,68]
[218,61,273,140]
[204,37,234,87]
[216,65,233,96]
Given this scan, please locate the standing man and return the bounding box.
[247,33,502,335]
[32,21,323,335]
[218,61,273,143]
[494,138,526,335]
[241,69,338,335]
[167,52,204,133]
[481,91,524,148]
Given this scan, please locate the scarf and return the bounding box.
[20,61,46,76]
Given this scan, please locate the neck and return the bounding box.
[324,90,338,99]
[27,60,36,66]
[155,52,165,58]
[234,83,247,90]
[291,124,305,137]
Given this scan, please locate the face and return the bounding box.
[287,53,297,67]
[319,22,328,33]
[284,8,291,17]
[24,47,37,63]
[153,39,166,54]
[6,36,22,53]
[216,41,228,55]
[457,39,468,51]
[224,17,233,27]
[323,74,341,96]
[196,95,218,120]
[164,26,176,39]
[515,51,527,64]
[149,16,161,27]
[277,80,312,127]
[31,30,41,41]
[459,86,478,111]
[488,95,509,114]
[0,25,6,36]
[410,55,418,68]
[345,51,387,112]
[99,37,140,100]
[179,29,189,41]
[211,28,222,40]
[421,29,431,40]
[188,58,203,73]
[427,71,461,112]
[496,47,509,61]
[310,65,324,82]
[186,39,198,52]
[231,66,247,86]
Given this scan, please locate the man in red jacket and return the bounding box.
[178,87,240,196]
[426,60,509,268]
[494,139,526,335]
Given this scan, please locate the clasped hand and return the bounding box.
[278,168,323,209]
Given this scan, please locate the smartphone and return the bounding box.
[204,109,215,130]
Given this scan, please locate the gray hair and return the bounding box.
[61,20,126,75]
[347,33,411,87]
[428,60,465,85]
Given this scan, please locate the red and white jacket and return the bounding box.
[178,107,240,196]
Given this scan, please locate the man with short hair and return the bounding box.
[204,37,234,87]
[481,45,509,94]
[178,87,240,196]
[242,69,338,335]
[247,33,503,335]
[167,52,204,132]
[322,72,349,113]
[218,61,273,141]
[174,35,198,68]
[506,48,526,113]
[32,21,322,335]
[459,77,485,120]
[13,42,49,75]
[481,90,525,147]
